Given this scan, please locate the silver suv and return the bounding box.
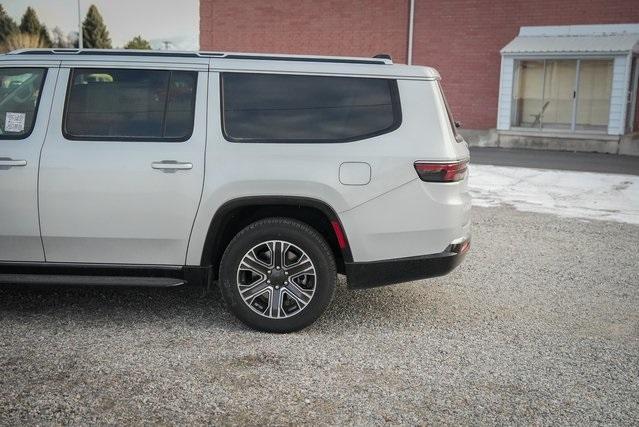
[0,49,470,332]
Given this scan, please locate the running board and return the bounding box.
[0,274,185,287]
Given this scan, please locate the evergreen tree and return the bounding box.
[18,6,51,47]
[0,4,18,43]
[124,35,151,50]
[82,5,111,48]
[18,7,39,34]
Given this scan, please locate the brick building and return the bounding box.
[200,0,639,155]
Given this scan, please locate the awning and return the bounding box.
[501,25,639,55]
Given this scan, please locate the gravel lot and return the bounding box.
[1,205,638,425]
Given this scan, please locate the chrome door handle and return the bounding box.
[151,161,193,171]
[0,159,27,167]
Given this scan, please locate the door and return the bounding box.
[38,66,207,265]
[0,66,58,262]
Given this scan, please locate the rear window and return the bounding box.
[64,68,197,142]
[0,67,46,140]
[221,73,401,143]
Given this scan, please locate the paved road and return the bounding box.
[1,206,638,424]
[471,147,639,175]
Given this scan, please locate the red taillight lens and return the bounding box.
[414,160,468,182]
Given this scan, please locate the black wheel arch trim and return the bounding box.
[200,196,354,269]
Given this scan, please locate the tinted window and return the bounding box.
[221,73,401,143]
[0,68,46,140]
[64,69,196,141]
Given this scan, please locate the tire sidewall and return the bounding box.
[219,219,336,333]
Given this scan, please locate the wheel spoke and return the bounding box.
[284,281,313,306]
[281,242,292,267]
[273,241,284,268]
[240,279,269,300]
[269,287,283,318]
[285,258,314,278]
[240,251,270,275]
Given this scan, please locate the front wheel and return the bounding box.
[218,217,337,333]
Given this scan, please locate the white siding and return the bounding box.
[497,56,514,130]
[608,55,629,135]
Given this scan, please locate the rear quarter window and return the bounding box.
[221,73,401,143]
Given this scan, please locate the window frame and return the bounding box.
[62,67,198,143]
[219,72,402,144]
[0,67,48,141]
[436,81,463,143]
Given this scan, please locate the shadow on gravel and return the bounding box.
[0,277,449,332]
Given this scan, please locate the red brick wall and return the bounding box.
[200,0,639,130]
[200,0,410,63]
[412,0,639,129]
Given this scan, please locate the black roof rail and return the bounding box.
[373,53,392,60]
[8,49,392,64]
[9,49,224,58]
[223,54,388,65]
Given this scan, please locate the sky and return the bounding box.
[5,0,199,50]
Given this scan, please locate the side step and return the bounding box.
[0,274,185,287]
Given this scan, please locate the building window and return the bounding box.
[511,59,613,132]
[576,60,614,131]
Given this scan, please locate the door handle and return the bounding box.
[0,159,27,167]
[151,161,193,171]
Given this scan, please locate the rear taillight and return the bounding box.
[414,160,468,183]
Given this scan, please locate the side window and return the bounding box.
[0,68,47,140]
[64,68,197,142]
[221,73,401,143]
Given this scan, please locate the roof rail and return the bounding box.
[222,54,388,65]
[7,48,224,58]
[6,49,392,65]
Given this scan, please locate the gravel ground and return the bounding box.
[1,206,638,425]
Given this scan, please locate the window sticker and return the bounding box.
[5,112,26,133]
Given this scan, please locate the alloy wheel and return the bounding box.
[236,240,317,319]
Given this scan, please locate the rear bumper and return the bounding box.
[345,240,469,289]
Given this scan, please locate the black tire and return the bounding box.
[218,217,337,333]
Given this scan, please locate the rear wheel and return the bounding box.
[219,217,337,332]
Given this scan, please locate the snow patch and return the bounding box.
[469,165,639,225]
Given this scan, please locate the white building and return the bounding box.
[496,24,639,155]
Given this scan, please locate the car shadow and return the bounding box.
[0,276,452,333]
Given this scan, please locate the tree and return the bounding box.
[0,4,18,44]
[67,31,79,48]
[1,32,48,52]
[82,5,111,49]
[51,27,78,48]
[19,6,51,47]
[124,35,151,50]
[52,26,69,48]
